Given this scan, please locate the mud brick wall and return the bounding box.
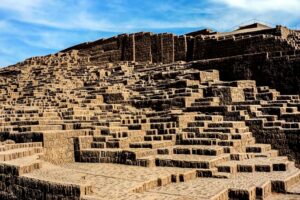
[151,34,163,63]
[284,129,300,166]
[246,120,300,166]
[0,164,88,199]
[73,136,93,162]
[0,132,43,143]
[275,25,293,39]
[134,32,152,62]
[191,52,300,94]
[89,36,123,63]
[43,130,90,164]
[122,34,135,61]
[186,36,195,61]
[206,87,245,104]
[192,35,205,60]
[161,33,175,63]
[192,35,295,60]
[174,35,187,61]
[60,25,296,65]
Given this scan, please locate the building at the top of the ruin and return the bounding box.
[185,22,273,37]
[185,28,218,37]
[237,22,271,30]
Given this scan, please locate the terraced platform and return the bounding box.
[0,24,300,199]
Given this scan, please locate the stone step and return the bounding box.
[150,122,178,129]
[282,122,300,128]
[187,121,206,127]
[196,168,218,177]
[0,142,43,152]
[93,136,113,142]
[212,172,232,179]
[264,121,284,127]
[257,115,278,121]
[1,154,43,175]
[280,113,300,122]
[194,97,220,103]
[204,127,249,134]
[181,138,218,146]
[228,186,257,200]
[231,132,253,140]
[144,134,176,141]
[217,139,242,148]
[230,150,279,161]
[277,95,300,101]
[172,145,224,156]
[185,131,231,140]
[216,157,292,174]
[79,148,157,165]
[186,106,231,113]
[155,154,230,169]
[286,179,300,195]
[191,102,219,106]
[207,121,246,128]
[111,130,146,138]
[240,157,291,172]
[246,144,272,153]
[0,147,43,162]
[129,141,175,149]
[194,115,223,122]
[106,139,130,149]
[13,125,63,132]
[271,169,300,193]
[91,142,106,149]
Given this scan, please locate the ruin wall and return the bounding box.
[192,34,294,60]
[42,130,90,164]
[62,27,295,64]
[0,163,90,199]
[59,27,300,93]
[191,50,300,94]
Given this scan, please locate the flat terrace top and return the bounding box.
[215,26,273,37]
[22,161,300,200]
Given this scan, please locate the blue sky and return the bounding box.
[0,0,300,67]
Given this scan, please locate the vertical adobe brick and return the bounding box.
[174,35,187,61]
[162,33,175,63]
[186,36,195,61]
[134,32,152,62]
[122,34,135,61]
[151,34,163,63]
[193,35,206,60]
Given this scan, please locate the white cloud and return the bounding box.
[0,0,137,32]
[0,0,43,12]
[0,0,297,32]
[213,0,300,15]
[0,0,300,67]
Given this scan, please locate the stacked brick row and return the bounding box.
[61,25,299,66]
[192,35,294,60]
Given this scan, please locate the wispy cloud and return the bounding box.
[0,0,299,67]
[213,0,300,14]
[0,0,43,13]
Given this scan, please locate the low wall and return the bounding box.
[0,164,89,199]
[43,130,90,164]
